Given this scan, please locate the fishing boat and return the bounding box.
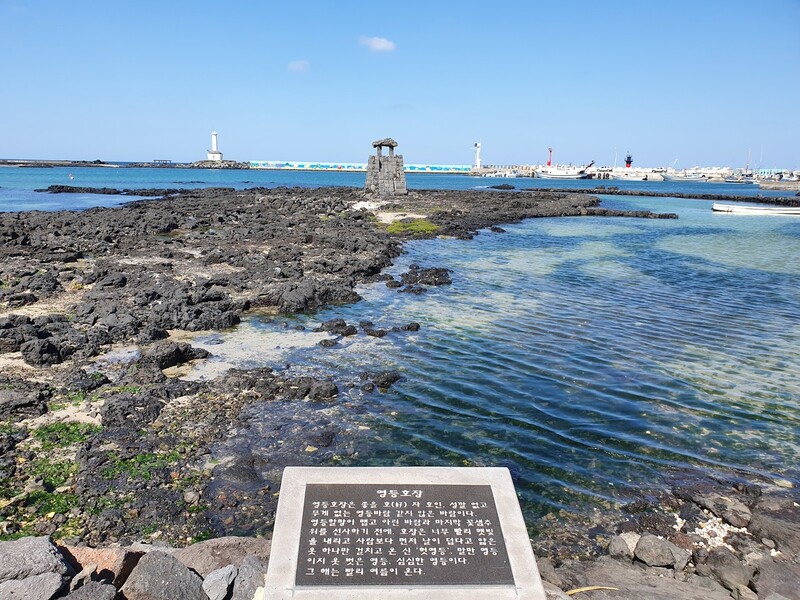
[723,168,758,184]
[712,203,800,215]
[535,164,594,179]
[482,169,518,178]
[662,172,708,182]
[535,148,594,179]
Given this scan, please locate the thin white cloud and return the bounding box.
[359,36,396,52]
[288,59,310,73]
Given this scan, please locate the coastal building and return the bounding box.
[365,138,407,195]
[207,131,223,162]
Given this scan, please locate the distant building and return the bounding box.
[207,131,223,162]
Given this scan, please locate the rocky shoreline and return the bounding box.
[532,185,800,205]
[1,479,797,598]
[0,186,796,599]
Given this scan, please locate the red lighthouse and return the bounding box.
[625,153,633,168]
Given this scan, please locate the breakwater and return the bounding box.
[534,185,800,205]
[248,160,472,174]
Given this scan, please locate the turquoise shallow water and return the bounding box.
[234,194,800,517]
[3,167,799,518]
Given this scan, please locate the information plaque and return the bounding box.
[265,467,547,599]
[296,483,514,586]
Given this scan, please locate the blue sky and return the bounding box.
[1,0,798,167]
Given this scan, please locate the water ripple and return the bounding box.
[223,201,800,517]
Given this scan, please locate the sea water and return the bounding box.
[202,194,800,518]
[2,167,798,518]
[0,165,791,212]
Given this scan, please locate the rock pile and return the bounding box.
[0,535,270,599]
[2,481,796,600]
[540,484,800,600]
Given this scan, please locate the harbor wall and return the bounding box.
[248,160,471,174]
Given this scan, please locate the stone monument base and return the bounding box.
[264,466,546,599]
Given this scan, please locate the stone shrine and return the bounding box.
[365,138,408,196]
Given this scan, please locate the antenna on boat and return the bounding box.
[547,147,553,167]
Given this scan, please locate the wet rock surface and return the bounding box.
[4,185,788,598]
[535,480,800,599]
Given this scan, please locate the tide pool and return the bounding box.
[193,194,800,519]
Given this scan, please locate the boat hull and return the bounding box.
[535,172,591,179]
[663,175,707,182]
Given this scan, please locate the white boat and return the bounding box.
[723,176,758,184]
[662,173,708,182]
[724,168,758,185]
[535,161,595,179]
[608,171,660,181]
[483,169,518,178]
[712,202,800,215]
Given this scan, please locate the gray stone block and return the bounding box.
[748,498,800,558]
[543,581,571,600]
[174,536,269,578]
[0,536,71,583]
[705,546,756,592]
[0,571,66,600]
[753,558,800,600]
[232,555,266,600]
[536,556,562,587]
[64,581,118,600]
[634,534,677,567]
[120,550,206,600]
[203,564,237,600]
[607,535,633,560]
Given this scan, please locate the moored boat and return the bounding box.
[712,202,800,215]
[535,148,594,179]
[535,160,595,179]
[724,168,758,185]
[723,176,758,184]
[662,173,708,182]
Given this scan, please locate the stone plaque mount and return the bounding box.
[265,466,546,599]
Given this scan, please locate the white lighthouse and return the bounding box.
[207,131,223,161]
[473,141,482,170]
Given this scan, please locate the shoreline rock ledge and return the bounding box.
[0,187,793,599]
[0,483,797,600]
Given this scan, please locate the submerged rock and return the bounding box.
[399,264,452,286]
